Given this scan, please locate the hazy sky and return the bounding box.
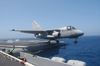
[0,0,100,39]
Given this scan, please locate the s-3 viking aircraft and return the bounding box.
[11,20,84,44]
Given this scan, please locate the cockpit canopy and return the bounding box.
[60,26,76,30]
[67,26,76,30]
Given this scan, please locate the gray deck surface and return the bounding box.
[0,40,65,46]
[0,40,66,66]
[0,40,66,51]
[0,53,24,66]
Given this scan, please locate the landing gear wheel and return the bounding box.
[48,41,50,44]
[56,40,59,43]
[74,41,77,44]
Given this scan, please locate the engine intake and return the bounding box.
[52,31,60,37]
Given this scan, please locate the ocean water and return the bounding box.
[55,36,100,66]
[0,36,100,66]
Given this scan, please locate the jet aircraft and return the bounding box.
[11,20,84,44]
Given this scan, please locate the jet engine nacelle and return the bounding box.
[52,31,60,37]
[35,33,47,38]
[35,33,42,38]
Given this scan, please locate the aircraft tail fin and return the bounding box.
[32,20,42,30]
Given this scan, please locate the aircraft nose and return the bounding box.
[77,30,84,36]
[79,30,84,36]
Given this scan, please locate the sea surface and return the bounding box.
[0,36,100,66]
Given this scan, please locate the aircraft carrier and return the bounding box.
[0,40,86,66]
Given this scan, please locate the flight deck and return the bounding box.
[0,40,68,66]
[0,40,86,66]
[0,40,67,57]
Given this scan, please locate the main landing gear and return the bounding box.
[48,40,50,44]
[74,38,77,44]
[56,40,59,43]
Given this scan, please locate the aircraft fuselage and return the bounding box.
[35,26,84,40]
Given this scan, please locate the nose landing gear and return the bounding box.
[74,38,77,44]
[74,41,77,44]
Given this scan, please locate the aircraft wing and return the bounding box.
[10,29,61,35]
[10,29,46,34]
